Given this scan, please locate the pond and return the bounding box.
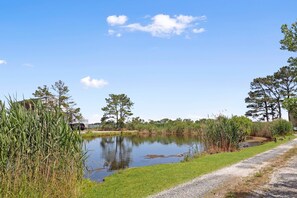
[83,135,203,182]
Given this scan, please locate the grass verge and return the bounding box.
[81,131,138,138]
[81,135,295,198]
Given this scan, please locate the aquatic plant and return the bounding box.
[0,98,84,197]
[203,116,241,152]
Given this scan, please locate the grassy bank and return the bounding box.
[81,130,138,138]
[81,135,295,198]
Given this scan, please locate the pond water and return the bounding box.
[83,135,203,182]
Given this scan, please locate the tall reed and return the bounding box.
[0,98,84,197]
[203,116,242,152]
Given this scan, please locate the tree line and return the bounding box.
[245,20,297,122]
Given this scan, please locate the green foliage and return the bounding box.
[33,85,56,109]
[274,66,297,98]
[126,118,203,135]
[245,66,297,121]
[245,77,278,121]
[33,80,82,122]
[270,119,293,136]
[250,122,272,138]
[203,116,242,152]
[245,20,297,122]
[52,80,82,122]
[280,21,297,52]
[250,120,292,138]
[283,97,297,114]
[101,94,134,130]
[280,20,297,66]
[231,116,253,136]
[0,98,84,197]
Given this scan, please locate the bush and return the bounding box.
[230,116,253,137]
[271,119,293,136]
[250,122,272,138]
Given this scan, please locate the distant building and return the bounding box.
[18,96,58,110]
[18,97,87,130]
[71,118,89,129]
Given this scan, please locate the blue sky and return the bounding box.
[1,0,296,123]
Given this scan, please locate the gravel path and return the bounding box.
[150,138,297,198]
[248,152,297,197]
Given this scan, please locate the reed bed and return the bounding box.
[0,99,84,197]
[202,116,242,152]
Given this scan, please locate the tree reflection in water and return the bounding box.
[100,136,132,171]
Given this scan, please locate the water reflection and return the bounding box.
[101,136,132,171]
[84,134,202,182]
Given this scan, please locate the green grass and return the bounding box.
[81,135,295,198]
[81,130,138,138]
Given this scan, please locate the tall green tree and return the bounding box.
[101,94,134,130]
[33,80,82,122]
[32,85,55,109]
[280,20,297,66]
[52,80,70,109]
[258,76,282,118]
[281,20,297,52]
[274,66,297,120]
[245,66,297,121]
[51,80,82,122]
[245,78,277,121]
[274,66,297,99]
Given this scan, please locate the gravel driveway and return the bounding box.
[248,153,297,197]
[150,138,297,198]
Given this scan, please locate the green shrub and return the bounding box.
[230,116,253,137]
[271,119,293,136]
[250,122,272,138]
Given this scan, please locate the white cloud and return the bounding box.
[126,14,197,37]
[107,15,128,26]
[80,76,108,88]
[0,59,7,65]
[193,28,205,34]
[108,14,206,38]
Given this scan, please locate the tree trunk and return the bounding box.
[278,101,282,119]
[264,101,269,122]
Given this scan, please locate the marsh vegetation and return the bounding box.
[0,99,84,197]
